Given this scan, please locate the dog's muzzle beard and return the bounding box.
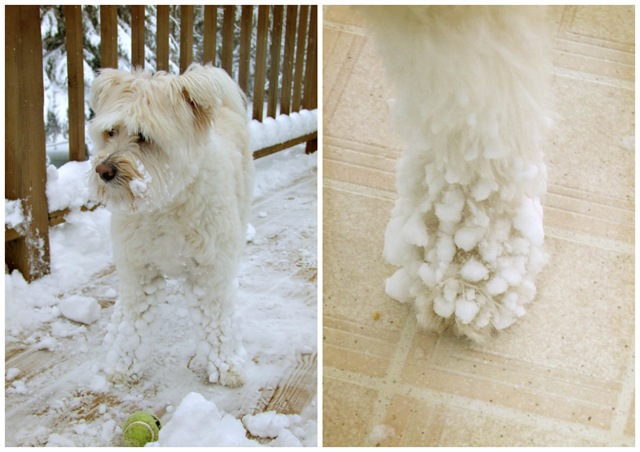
[92,154,152,212]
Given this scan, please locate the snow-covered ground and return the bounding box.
[5,144,318,446]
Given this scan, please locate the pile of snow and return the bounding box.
[151,392,315,447]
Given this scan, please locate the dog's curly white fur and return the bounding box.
[360,6,551,342]
[88,63,254,386]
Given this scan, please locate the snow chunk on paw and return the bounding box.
[385,268,414,303]
[455,299,480,324]
[513,197,544,246]
[401,212,429,247]
[435,188,464,223]
[454,226,484,252]
[460,259,489,282]
[59,295,101,325]
[433,295,455,319]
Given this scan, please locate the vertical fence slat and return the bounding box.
[267,6,284,119]
[131,5,145,69]
[221,6,235,75]
[252,6,270,121]
[100,6,118,68]
[238,6,253,94]
[6,6,50,280]
[291,6,309,113]
[65,5,85,162]
[156,5,170,72]
[279,6,298,116]
[303,6,318,154]
[303,5,317,111]
[180,5,194,73]
[203,6,217,66]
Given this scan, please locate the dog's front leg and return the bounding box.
[104,263,163,383]
[184,265,246,387]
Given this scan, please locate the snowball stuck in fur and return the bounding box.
[514,197,544,246]
[455,298,480,324]
[385,268,414,303]
[454,225,485,251]
[460,259,489,282]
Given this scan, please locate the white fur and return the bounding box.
[360,6,551,342]
[88,63,254,386]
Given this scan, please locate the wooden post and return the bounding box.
[238,6,253,94]
[291,6,309,113]
[280,6,298,116]
[221,6,235,76]
[131,5,145,69]
[180,5,194,73]
[156,5,170,72]
[267,6,284,119]
[5,6,51,280]
[252,6,269,121]
[303,5,317,111]
[203,6,217,66]
[100,5,118,68]
[65,5,86,161]
[303,6,318,154]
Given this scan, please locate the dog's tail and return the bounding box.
[177,63,248,125]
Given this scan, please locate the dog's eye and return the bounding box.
[105,129,116,138]
[137,133,147,144]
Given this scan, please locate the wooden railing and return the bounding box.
[5,5,318,281]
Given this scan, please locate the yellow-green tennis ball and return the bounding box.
[122,411,161,447]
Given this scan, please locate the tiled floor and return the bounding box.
[323,5,634,447]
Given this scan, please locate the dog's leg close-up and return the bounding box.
[103,260,165,382]
[183,264,247,388]
[360,6,552,342]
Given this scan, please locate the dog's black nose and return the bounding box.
[96,162,117,182]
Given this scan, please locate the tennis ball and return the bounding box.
[122,411,161,447]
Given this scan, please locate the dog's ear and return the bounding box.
[90,69,128,112]
[175,63,247,130]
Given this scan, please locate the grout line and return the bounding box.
[365,313,417,445]
[611,354,635,435]
[551,65,635,90]
[545,225,634,255]
[323,178,397,202]
[323,21,368,37]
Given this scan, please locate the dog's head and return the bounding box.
[88,63,246,213]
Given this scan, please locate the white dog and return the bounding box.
[360,7,551,342]
[88,63,254,386]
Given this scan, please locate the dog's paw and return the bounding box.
[207,358,245,388]
[104,349,144,384]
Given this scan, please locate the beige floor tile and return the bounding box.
[381,395,612,447]
[323,5,634,447]
[323,377,380,447]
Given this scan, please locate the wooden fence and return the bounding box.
[5,5,318,281]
